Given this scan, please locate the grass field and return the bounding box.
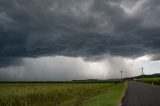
[0,82,126,106]
[137,77,160,85]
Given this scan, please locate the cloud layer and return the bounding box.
[0,0,160,67]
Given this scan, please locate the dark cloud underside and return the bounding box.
[0,0,160,67]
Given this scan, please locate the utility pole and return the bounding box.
[123,69,127,85]
[120,70,123,82]
[141,67,144,75]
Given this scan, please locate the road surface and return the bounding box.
[122,81,160,106]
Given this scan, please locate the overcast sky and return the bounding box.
[0,0,160,81]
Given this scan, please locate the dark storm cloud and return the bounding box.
[0,57,22,67]
[0,0,160,67]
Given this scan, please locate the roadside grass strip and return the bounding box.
[80,83,127,106]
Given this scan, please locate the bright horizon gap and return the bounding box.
[0,55,159,81]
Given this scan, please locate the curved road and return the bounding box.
[122,81,160,106]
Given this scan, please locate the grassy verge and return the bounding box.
[137,77,160,85]
[80,83,127,106]
[0,83,115,106]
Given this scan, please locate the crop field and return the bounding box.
[0,82,126,106]
[137,77,160,85]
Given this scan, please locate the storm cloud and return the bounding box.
[0,0,160,67]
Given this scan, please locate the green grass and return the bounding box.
[0,83,116,106]
[137,77,160,85]
[80,83,127,106]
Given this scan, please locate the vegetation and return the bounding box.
[0,83,117,106]
[137,77,160,85]
[80,83,127,106]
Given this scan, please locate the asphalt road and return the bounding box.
[122,81,160,106]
